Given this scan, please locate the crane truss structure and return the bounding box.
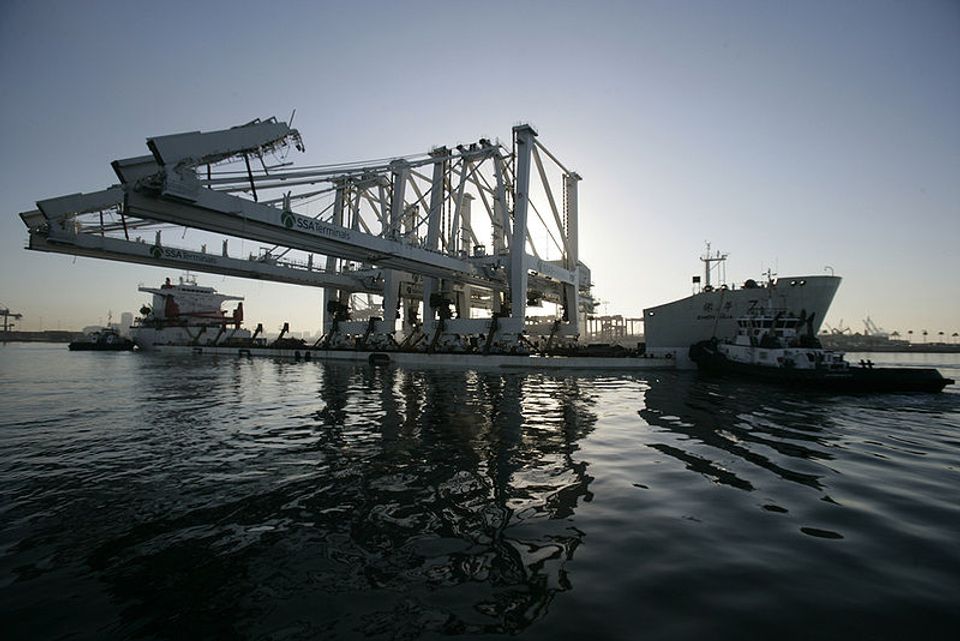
[19,117,593,352]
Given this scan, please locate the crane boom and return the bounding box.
[18,117,591,350]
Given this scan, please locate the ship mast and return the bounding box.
[700,242,728,289]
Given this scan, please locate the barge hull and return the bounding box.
[150,344,677,371]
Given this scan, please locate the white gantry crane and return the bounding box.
[19,118,592,352]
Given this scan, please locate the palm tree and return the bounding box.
[922,330,928,343]
[938,331,945,344]
[907,329,913,343]
[953,332,959,344]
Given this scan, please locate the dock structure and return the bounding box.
[18,118,596,354]
[584,315,644,345]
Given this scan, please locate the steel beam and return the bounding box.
[36,187,124,225]
[564,172,581,334]
[422,148,447,335]
[509,124,537,330]
[146,119,301,169]
[28,230,376,291]
[123,187,497,286]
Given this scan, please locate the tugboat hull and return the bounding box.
[689,341,954,393]
[68,327,136,351]
[68,340,135,351]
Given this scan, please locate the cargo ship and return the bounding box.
[644,247,841,367]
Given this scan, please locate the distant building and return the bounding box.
[120,312,134,336]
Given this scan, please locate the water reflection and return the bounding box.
[85,362,598,638]
[6,348,960,640]
[639,373,840,493]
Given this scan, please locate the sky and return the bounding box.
[1,0,958,339]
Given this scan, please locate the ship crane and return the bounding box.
[1,307,23,332]
[824,320,852,335]
[18,117,593,353]
[864,316,887,338]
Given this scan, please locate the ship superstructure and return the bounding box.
[132,277,251,349]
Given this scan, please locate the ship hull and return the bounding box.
[132,326,251,350]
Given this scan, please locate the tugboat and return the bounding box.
[688,309,954,393]
[68,327,136,351]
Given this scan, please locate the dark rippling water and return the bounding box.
[2,344,959,640]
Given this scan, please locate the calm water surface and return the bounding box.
[1,344,959,640]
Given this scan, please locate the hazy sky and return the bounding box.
[1,0,958,338]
